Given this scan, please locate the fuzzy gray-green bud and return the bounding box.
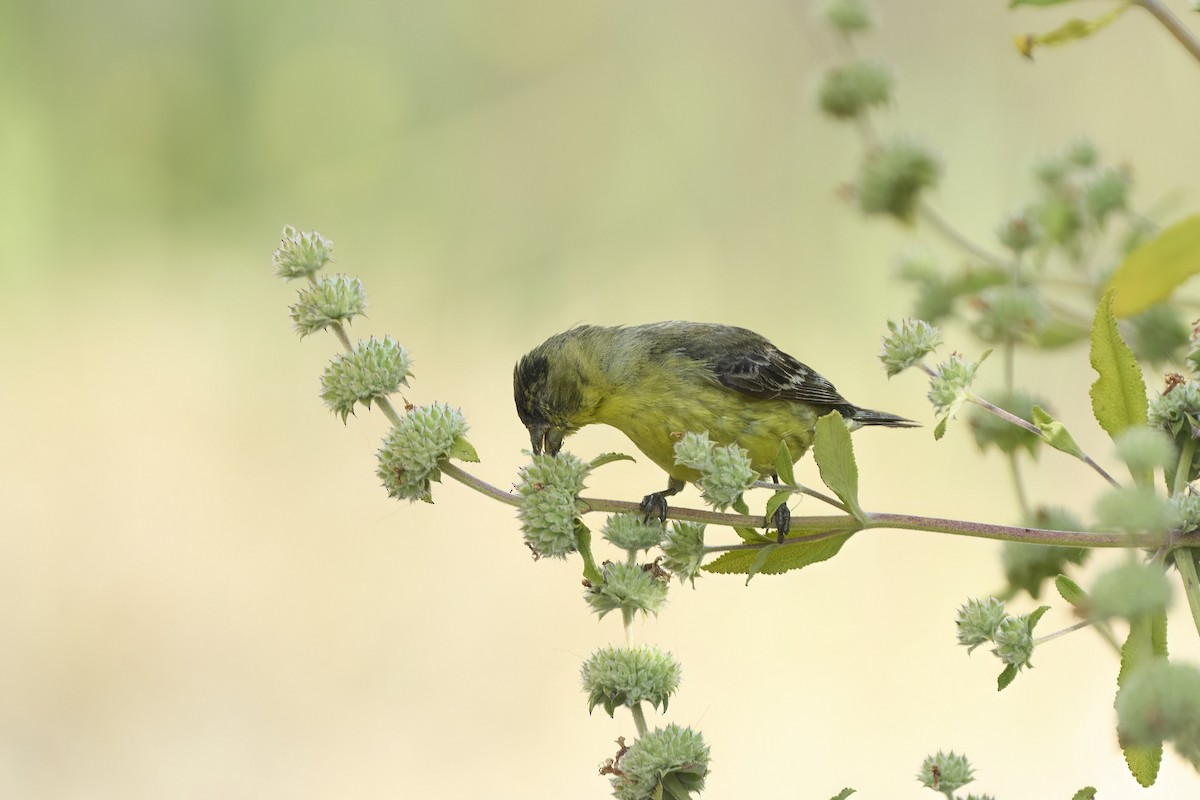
[967,389,1042,456]
[581,644,682,716]
[290,274,367,337]
[1116,659,1200,770]
[1149,379,1200,481]
[858,138,941,223]
[879,318,942,377]
[817,61,892,120]
[1087,560,1172,621]
[661,521,706,586]
[517,452,590,558]
[673,431,756,510]
[996,210,1040,254]
[273,225,333,279]
[992,612,1039,669]
[320,336,411,422]
[955,597,1006,653]
[970,286,1047,344]
[602,513,666,553]
[1174,493,1200,532]
[1113,426,1176,477]
[1084,166,1131,228]
[612,724,710,800]
[928,352,984,425]
[916,750,975,795]
[1094,487,1179,536]
[1129,305,1189,367]
[376,403,474,503]
[1002,510,1088,599]
[585,561,669,619]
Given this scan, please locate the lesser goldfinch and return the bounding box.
[514,321,915,533]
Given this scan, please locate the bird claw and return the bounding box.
[772,503,791,544]
[640,492,670,524]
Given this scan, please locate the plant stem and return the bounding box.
[1008,453,1032,519]
[629,703,649,738]
[918,203,1012,270]
[1034,619,1092,646]
[1174,547,1200,639]
[1135,0,1200,65]
[751,479,848,512]
[1173,436,1196,498]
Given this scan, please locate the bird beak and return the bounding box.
[529,426,566,456]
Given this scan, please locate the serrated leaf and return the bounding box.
[813,412,864,521]
[1090,290,1149,441]
[744,543,780,584]
[998,663,1019,691]
[1028,604,1051,630]
[1071,787,1097,800]
[829,790,856,800]
[774,440,796,486]
[1055,574,1088,609]
[934,416,949,440]
[1031,406,1085,459]
[1019,5,1130,58]
[589,452,636,469]
[1109,214,1200,317]
[704,532,853,577]
[448,435,480,463]
[1117,611,1168,786]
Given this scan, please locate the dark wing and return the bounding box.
[710,344,851,407]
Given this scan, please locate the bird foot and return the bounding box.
[772,503,791,544]
[640,492,670,524]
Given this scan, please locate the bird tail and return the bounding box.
[845,406,920,428]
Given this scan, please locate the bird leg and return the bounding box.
[640,477,685,524]
[770,473,791,543]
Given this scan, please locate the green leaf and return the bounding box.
[813,412,865,521]
[1089,290,1148,441]
[1055,574,1088,609]
[1031,406,1086,459]
[997,663,1019,691]
[704,532,854,577]
[829,790,856,800]
[1019,5,1130,57]
[1028,604,1051,630]
[744,543,780,584]
[1117,611,1169,786]
[1109,214,1200,317]
[732,496,751,516]
[588,452,636,469]
[934,416,949,441]
[775,439,796,486]
[733,526,773,544]
[448,435,480,463]
[1071,787,1098,800]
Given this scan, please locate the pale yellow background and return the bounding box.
[2,1,1199,798]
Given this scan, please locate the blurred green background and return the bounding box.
[3,0,1199,797]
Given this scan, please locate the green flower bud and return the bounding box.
[879,318,942,377]
[517,451,590,498]
[967,389,1043,456]
[673,432,756,510]
[820,0,874,34]
[1084,166,1131,228]
[1003,511,1088,599]
[1129,304,1189,367]
[662,521,706,586]
[1116,659,1200,770]
[376,403,472,503]
[1149,379,1200,481]
[971,286,1048,344]
[1173,493,1200,532]
[857,138,941,223]
[916,751,975,795]
[516,452,591,558]
[1186,322,1200,376]
[289,274,367,337]
[320,336,411,422]
[581,644,682,716]
[273,225,333,279]
[955,597,1007,653]
[612,724,710,800]
[928,352,984,419]
[1088,560,1172,621]
[1066,137,1099,168]
[1035,196,1082,248]
[992,612,1037,669]
[1094,487,1180,536]
[996,210,1040,254]
[817,61,892,120]
[1033,155,1070,188]
[1113,426,1176,477]
[585,561,669,619]
[603,513,666,553]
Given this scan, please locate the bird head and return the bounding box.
[513,343,584,456]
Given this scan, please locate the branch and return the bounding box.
[1135,0,1200,65]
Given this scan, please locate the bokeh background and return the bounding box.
[3,0,1200,797]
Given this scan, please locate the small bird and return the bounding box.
[513,322,915,535]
